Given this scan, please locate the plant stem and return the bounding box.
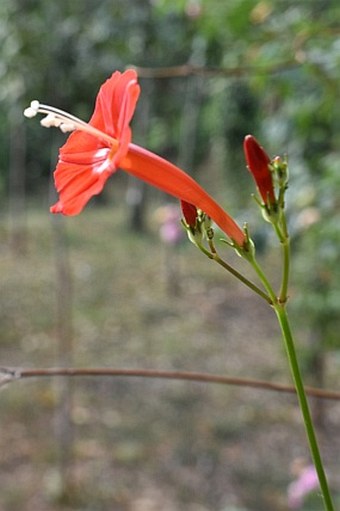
[213,253,272,303]
[201,225,333,507]
[273,212,290,304]
[198,242,272,304]
[279,236,290,303]
[248,254,277,304]
[248,252,334,509]
[275,304,334,511]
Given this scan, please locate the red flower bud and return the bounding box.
[243,135,275,204]
[181,200,198,228]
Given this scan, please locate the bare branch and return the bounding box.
[131,61,301,79]
[1,367,340,401]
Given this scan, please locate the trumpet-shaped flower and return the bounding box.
[24,70,245,247]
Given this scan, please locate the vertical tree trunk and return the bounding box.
[50,146,75,502]
[8,111,27,255]
[126,79,152,233]
[177,37,206,173]
[126,178,148,233]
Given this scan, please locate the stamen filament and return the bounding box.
[35,103,89,127]
[24,101,118,149]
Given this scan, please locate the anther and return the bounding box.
[23,100,40,118]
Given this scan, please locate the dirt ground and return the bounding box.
[0,207,339,511]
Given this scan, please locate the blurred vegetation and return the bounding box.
[0,0,339,509]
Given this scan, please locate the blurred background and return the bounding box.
[0,0,339,509]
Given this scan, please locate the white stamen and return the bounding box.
[39,114,76,133]
[60,122,76,133]
[23,100,118,148]
[23,100,40,118]
[23,107,37,118]
[40,113,63,128]
[30,100,40,110]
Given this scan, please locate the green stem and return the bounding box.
[198,242,272,304]
[214,254,272,303]
[248,252,334,509]
[279,236,290,303]
[201,227,333,507]
[272,213,290,304]
[275,305,334,511]
[248,254,277,305]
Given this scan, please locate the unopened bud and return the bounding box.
[181,200,198,228]
[244,135,276,206]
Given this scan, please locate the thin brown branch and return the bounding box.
[131,61,301,79]
[1,367,340,401]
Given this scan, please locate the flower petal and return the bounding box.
[92,69,140,165]
[51,149,114,215]
[58,128,107,161]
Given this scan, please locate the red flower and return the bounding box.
[243,135,275,205]
[24,70,245,247]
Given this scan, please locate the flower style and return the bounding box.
[24,70,245,247]
[243,134,276,205]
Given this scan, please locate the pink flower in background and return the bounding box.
[154,205,183,245]
[288,464,319,509]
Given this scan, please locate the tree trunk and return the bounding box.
[8,111,27,255]
[50,143,75,502]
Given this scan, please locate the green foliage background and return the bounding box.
[3,0,339,350]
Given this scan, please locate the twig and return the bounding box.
[131,61,301,79]
[1,367,340,401]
